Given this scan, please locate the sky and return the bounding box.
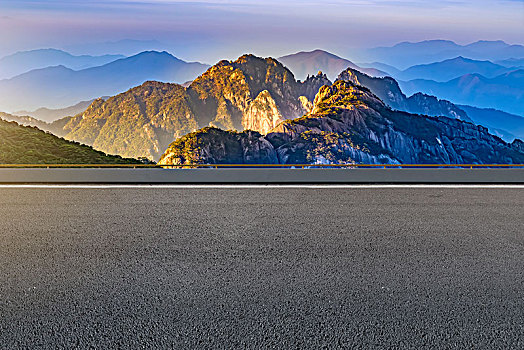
[0,0,523,63]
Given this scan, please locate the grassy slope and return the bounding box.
[0,119,139,164]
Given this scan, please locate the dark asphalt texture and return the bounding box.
[0,187,523,349]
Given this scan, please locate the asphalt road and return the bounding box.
[0,187,523,349]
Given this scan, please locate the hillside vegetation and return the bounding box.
[0,119,139,164]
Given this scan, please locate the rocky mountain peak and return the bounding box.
[336,67,470,121]
[300,72,332,101]
[242,90,285,134]
[337,68,361,86]
[312,80,383,113]
[337,67,406,108]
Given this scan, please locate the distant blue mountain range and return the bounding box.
[357,55,524,118]
[0,49,125,79]
[393,56,517,82]
[276,49,524,118]
[400,70,524,116]
[496,58,524,68]
[363,40,524,69]
[0,51,210,111]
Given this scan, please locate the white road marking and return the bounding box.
[0,185,523,189]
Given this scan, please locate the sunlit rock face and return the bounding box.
[159,80,524,166]
[243,90,285,135]
[298,96,313,115]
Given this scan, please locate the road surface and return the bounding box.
[0,186,523,348]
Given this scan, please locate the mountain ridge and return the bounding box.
[158,80,524,166]
[400,69,524,116]
[335,67,471,122]
[0,48,125,79]
[396,56,516,82]
[0,51,210,111]
[13,98,108,123]
[457,105,524,142]
[364,40,524,69]
[278,49,387,81]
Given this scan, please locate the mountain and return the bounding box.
[0,49,124,79]
[62,55,330,160]
[365,40,524,69]
[278,50,388,81]
[0,111,72,137]
[400,70,524,116]
[64,54,504,161]
[496,58,524,68]
[336,68,471,121]
[458,105,524,142]
[397,57,515,82]
[0,119,139,164]
[348,67,523,139]
[13,98,107,123]
[358,62,402,77]
[464,40,524,58]
[0,51,210,111]
[158,80,524,166]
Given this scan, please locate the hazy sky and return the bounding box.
[0,0,523,63]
